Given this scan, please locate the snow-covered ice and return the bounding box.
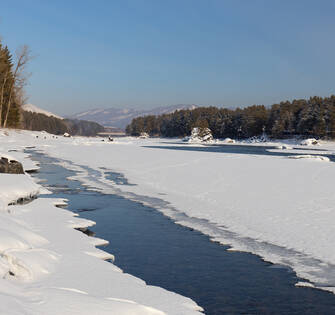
[14,130,335,293]
[288,155,330,162]
[0,129,203,314]
[2,128,335,312]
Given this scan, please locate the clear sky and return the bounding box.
[1,0,335,115]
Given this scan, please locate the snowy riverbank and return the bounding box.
[2,129,335,309]
[0,130,203,314]
[7,130,334,294]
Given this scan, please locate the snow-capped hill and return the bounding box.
[69,104,198,129]
[22,104,63,120]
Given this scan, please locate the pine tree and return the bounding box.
[0,44,15,127]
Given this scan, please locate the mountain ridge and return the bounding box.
[69,104,198,129]
[22,104,63,120]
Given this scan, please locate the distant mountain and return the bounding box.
[69,104,198,129]
[22,104,63,120]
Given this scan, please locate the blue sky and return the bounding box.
[1,0,335,115]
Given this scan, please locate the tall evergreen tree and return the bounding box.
[0,40,31,128]
[0,44,15,127]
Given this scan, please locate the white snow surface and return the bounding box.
[0,130,203,314]
[3,129,335,305]
[288,155,330,162]
[29,132,335,293]
[22,104,63,120]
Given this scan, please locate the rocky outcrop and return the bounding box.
[139,132,149,139]
[186,127,214,143]
[301,138,319,146]
[0,157,24,174]
[223,138,236,144]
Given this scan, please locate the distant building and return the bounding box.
[97,126,126,138]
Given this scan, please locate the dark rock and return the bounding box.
[0,158,9,173]
[0,157,24,174]
[75,227,96,237]
[9,160,24,174]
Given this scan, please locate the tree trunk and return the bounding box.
[3,79,15,128]
[0,70,8,127]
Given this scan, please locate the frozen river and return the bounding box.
[30,150,335,315]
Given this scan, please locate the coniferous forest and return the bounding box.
[126,95,335,139]
[21,111,105,136]
[2,37,335,140]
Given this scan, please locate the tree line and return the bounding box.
[0,39,31,128]
[21,111,105,136]
[126,95,335,139]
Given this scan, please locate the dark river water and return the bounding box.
[145,142,335,162]
[28,150,335,315]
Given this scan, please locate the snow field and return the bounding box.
[20,131,335,293]
[3,128,335,298]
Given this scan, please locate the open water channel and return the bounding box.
[28,148,335,314]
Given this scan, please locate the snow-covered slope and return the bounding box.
[22,104,63,120]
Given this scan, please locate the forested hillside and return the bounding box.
[126,96,335,139]
[21,111,68,134]
[70,105,197,129]
[64,118,105,136]
[21,111,105,136]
